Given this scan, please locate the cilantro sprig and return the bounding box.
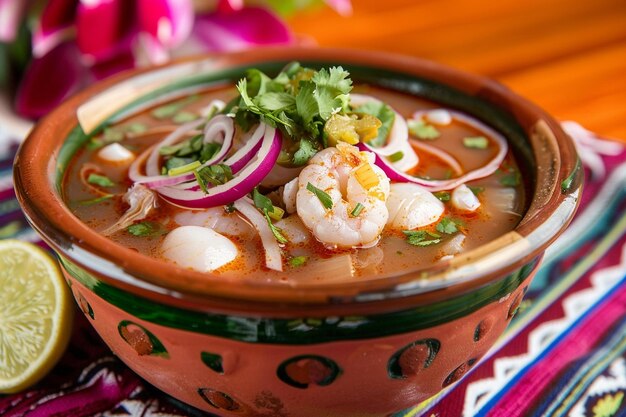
[233,63,355,166]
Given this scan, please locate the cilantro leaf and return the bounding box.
[127,221,167,237]
[408,120,440,140]
[463,136,489,149]
[194,164,233,193]
[355,101,395,147]
[433,191,450,202]
[293,139,318,166]
[263,211,288,244]
[436,217,461,234]
[500,170,521,187]
[403,230,441,246]
[289,256,308,267]
[296,81,319,126]
[306,182,333,209]
[87,173,115,187]
[255,92,296,112]
[312,66,353,120]
[252,188,274,212]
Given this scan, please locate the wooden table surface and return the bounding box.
[289,0,626,140]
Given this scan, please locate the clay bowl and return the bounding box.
[14,47,581,417]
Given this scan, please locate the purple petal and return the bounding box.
[325,0,352,16]
[192,7,294,52]
[136,0,194,48]
[0,0,28,42]
[32,0,78,57]
[76,0,134,62]
[90,47,136,79]
[15,41,92,118]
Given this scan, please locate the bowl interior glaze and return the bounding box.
[14,47,581,313]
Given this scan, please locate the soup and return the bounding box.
[63,63,525,283]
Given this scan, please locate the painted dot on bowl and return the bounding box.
[473,318,494,342]
[75,291,94,320]
[198,388,241,412]
[388,338,441,379]
[117,320,169,358]
[201,351,224,374]
[277,355,341,389]
[508,292,524,319]
[442,362,468,387]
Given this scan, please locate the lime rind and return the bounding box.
[0,240,74,394]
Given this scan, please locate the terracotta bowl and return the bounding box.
[14,48,581,417]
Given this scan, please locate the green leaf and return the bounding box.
[172,111,198,124]
[403,230,441,246]
[306,182,333,209]
[151,96,196,120]
[87,173,115,187]
[433,191,450,202]
[126,123,148,134]
[77,194,114,206]
[263,211,288,244]
[252,188,274,212]
[312,66,353,120]
[500,170,521,187]
[355,101,395,147]
[388,151,404,162]
[103,128,124,142]
[468,185,484,195]
[255,92,296,111]
[463,136,489,149]
[194,164,233,193]
[296,81,319,126]
[293,139,318,166]
[127,221,168,237]
[408,120,440,140]
[350,203,365,217]
[289,256,308,267]
[436,217,461,234]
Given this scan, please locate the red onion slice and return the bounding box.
[350,93,419,172]
[129,115,236,189]
[358,110,508,191]
[157,124,282,208]
[233,198,283,272]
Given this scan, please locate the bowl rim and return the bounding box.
[13,46,582,314]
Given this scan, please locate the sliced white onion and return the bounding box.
[350,93,419,172]
[157,125,282,208]
[359,110,508,191]
[424,109,452,125]
[233,198,283,271]
[451,184,481,212]
[97,143,135,164]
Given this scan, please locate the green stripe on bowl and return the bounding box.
[60,255,537,345]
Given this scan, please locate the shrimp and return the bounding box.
[296,142,390,249]
[386,183,444,230]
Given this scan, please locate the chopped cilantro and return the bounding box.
[388,151,404,162]
[194,164,233,193]
[263,211,288,244]
[224,203,235,213]
[403,230,441,246]
[306,182,333,209]
[172,111,198,124]
[463,136,489,149]
[436,217,461,234]
[350,202,365,217]
[468,185,484,195]
[151,96,197,120]
[433,191,451,202]
[289,256,308,267]
[127,221,167,237]
[408,120,440,140]
[311,66,353,120]
[103,128,124,142]
[78,194,114,206]
[500,170,521,187]
[293,139,318,166]
[126,123,148,134]
[168,160,201,176]
[252,187,274,212]
[87,173,115,187]
[355,101,395,147]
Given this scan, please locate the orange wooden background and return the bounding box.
[289,0,626,140]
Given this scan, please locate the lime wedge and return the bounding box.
[0,240,74,393]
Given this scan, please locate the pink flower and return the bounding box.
[1,0,303,118]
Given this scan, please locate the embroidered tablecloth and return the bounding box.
[1,125,625,417]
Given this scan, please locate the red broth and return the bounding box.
[64,85,525,284]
